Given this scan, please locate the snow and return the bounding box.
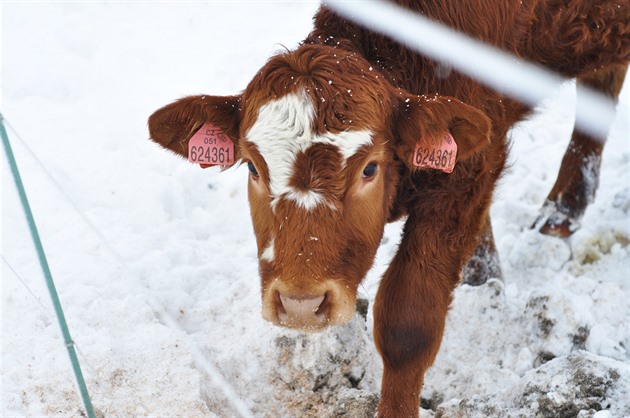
[2,2,628,417]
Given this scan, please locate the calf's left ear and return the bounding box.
[148,95,241,168]
[393,93,492,173]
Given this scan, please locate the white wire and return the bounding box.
[2,254,51,314]
[325,0,619,139]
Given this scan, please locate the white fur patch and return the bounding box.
[285,189,327,211]
[246,90,373,210]
[261,238,275,263]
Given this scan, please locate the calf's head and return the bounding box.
[148,44,491,331]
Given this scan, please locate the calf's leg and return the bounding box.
[373,191,488,417]
[373,217,453,418]
[462,214,502,286]
[537,63,627,237]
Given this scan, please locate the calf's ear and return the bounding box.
[148,95,241,168]
[392,92,492,173]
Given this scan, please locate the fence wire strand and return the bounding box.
[325,0,620,139]
[2,254,51,314]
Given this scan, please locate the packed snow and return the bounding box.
[2,2,628,417]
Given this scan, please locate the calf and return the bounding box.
[148,1,629,416]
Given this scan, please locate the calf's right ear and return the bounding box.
[148,95,241,168]
[392,92,492,173]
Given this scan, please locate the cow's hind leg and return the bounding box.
[536,63,628,237]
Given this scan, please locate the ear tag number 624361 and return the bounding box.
[188,123,235,168]
[413,132,458,173]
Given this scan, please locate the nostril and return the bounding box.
[315,291,332,316]
[274,291,286,315]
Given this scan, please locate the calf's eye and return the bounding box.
[247,161,259,177]
[362,162,378,179]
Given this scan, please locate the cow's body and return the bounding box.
[148,1,629,416]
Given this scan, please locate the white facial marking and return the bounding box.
[285,189,327,211]
[328,130,374,162]
[261,238,275,263]
[246,89,373,210]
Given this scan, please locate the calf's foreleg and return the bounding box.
[373,216,454,418]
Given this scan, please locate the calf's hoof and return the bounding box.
[534,199,579,238]
[462,238,502,286]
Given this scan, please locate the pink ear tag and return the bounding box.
[413,132,458,173]
[188,123,235,168]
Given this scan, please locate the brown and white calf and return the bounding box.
[148,1,629,416]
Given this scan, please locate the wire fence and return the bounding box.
[1,114,96,418]
[325,0,621,140]
[2,116,254,418]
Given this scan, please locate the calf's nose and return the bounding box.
[276,292,329,329]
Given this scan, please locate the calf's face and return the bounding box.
[148,45,491,331]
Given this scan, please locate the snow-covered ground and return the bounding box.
[2,2,628,417]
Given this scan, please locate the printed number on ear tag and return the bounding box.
[413,132,458,173]
[188,123,235,167]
